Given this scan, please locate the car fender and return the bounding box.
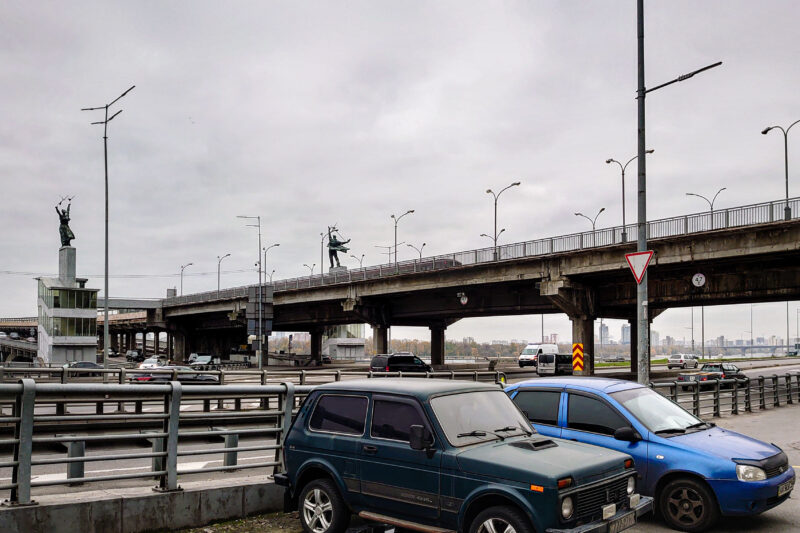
[458,483,544,533]
[294,457,351,498]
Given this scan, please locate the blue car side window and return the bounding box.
[566,394,627,436]
[513,390,560,426]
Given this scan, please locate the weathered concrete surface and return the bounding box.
[0,476,284,533]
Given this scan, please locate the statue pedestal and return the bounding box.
[329,266,348,275]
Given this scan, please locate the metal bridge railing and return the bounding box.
[649,372,800,419]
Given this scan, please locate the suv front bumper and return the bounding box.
[545,495,653,533]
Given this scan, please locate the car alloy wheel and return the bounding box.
[682,363,686,369]
[470,506,532,533]
[299,479,349,533]
[660,478,719,533]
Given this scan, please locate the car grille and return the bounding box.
[574,475,630,522]
[765,454,789,478]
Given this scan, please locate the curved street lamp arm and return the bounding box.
[711,187,727,208]
[685,192,712,209]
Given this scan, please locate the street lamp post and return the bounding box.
[391,210,414,269]
[634,0,721,383]
[486,182,521,260]
[350,254,365,268]
[605,150,653,242]
[81,85,135,373]
[320,232,328,281]
[574,208,606,231]
[303,263,315,276]
[238,215,263,369]
[686,188,726,229]
[180,262,193,296]
[407,242,426,260]
[262,244,279,284]
[216,254,230,296]
[268,269,275,283]
[762,119,800,221]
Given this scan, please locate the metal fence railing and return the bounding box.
[650,372,800,419]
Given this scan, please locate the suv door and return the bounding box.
[359,395,441,521]
[560,392,648,481]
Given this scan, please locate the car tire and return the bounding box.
[682,363,687,369]
[470,505,533,533]
[659,477,719,533]
[298,479,350,533]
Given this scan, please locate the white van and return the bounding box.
[517,343,558,368]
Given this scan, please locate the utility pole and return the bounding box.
[238,215,263,368]
[81,85,135,375]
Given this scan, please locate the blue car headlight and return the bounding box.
[736,464,767,482]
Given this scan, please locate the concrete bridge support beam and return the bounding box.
[154,332,160,355]
[373,325,389,355]
[430,325,446,367]
[570,316,595,376]
[111,334,119,353]
[173,332,186,362]
[167,333,174,357]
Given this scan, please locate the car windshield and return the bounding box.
[430,390,532,446]
[142,358,158,364]
[521,348,537,355]
[195,356,212,363]
[611,387,702,434]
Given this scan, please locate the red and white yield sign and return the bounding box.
[625,251,654,284]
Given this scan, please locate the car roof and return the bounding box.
[315,378,498,400]
[507,376,644,394]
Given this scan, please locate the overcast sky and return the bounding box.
[1,1,798,346]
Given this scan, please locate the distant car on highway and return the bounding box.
[138,357,166,370]
[25,337,36,343]
[130,366,219,384]
[62,361,103,377]
[517,343,558,368]
[667,353,699,369]
[506,377,795,532]
[189,354,218,368]
[0,332,7,339]
[126,350,145,362]
[678,363,747,390]
[369,352,431,372]
[9,332,20,340]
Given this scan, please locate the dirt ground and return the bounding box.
[176,511,304,533]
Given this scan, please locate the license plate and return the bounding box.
[778,477,795,497]
[608,511,636,533]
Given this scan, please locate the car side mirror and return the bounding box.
[614,426,642,442]
[409,425,433,451]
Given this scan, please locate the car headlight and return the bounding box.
[561,496,574,519]
[627,476,636,495]
[736,464,767,482]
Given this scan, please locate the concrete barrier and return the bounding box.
[0,476,284,533]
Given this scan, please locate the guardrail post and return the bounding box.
[671,381,678,403]
[772,375,780,407]
[155,381,182,492]
[758,376,766,410]
[223,431,238,470]
[61,368,68,384]
[260,370,268,409]
[277,382,295,474]
[744,378,752,412]
[67,438,85,486]
[731,380,739,415]
[300,370,306,385]
[784,374,793,405]
[217,371,225,409]
[148,431,163,479]
[713,380,721,418]
[234,397,242,411]
[692,382,700,416]
[203,398,211,412]
[9,378,36,505]
[117,368,127,412]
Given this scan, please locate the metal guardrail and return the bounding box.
[650,372,800,418]
[160,196,800,303]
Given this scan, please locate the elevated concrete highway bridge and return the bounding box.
[6,198,800,373]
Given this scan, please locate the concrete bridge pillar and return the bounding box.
[167,333,174,357]
[570,316,595,376]
[430,325,446,367]
[373,325,389,355]
[141,331,147,354]
[111,334,119,353]
[310,329,323,365]
[154,332,160,355]
[173,332,186,361]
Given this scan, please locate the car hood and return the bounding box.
[456,436,628,486]
[670,426,780,461]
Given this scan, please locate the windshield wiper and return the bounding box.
[686,421,714,430]
[495,425,533,436]
[654,428,686,436]
[457,429,506,441]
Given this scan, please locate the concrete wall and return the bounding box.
[0,478,284,533]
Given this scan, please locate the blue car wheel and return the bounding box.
[659,477,719,533]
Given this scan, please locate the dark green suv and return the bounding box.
[276,379,652,533]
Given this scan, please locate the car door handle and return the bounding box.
[362,445,378,454]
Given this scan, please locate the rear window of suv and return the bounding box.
[309,395,368,435]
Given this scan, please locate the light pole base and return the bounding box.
[785,205,792,221]
[621,231,627,243]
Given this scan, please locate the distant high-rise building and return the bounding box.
[598,323,609,345]
[651,330,660,348]
[621,324,631,344]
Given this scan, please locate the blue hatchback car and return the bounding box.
[505,377,795,532]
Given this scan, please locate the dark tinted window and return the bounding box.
[567,394,627,436]
[512,390,560,425]
[309,395,368,435]
[538,354,555,364]
[371,356,387,367]
[371,399,426,441]
[390,356,415,365]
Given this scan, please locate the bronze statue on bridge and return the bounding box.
[327,226,350,268]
